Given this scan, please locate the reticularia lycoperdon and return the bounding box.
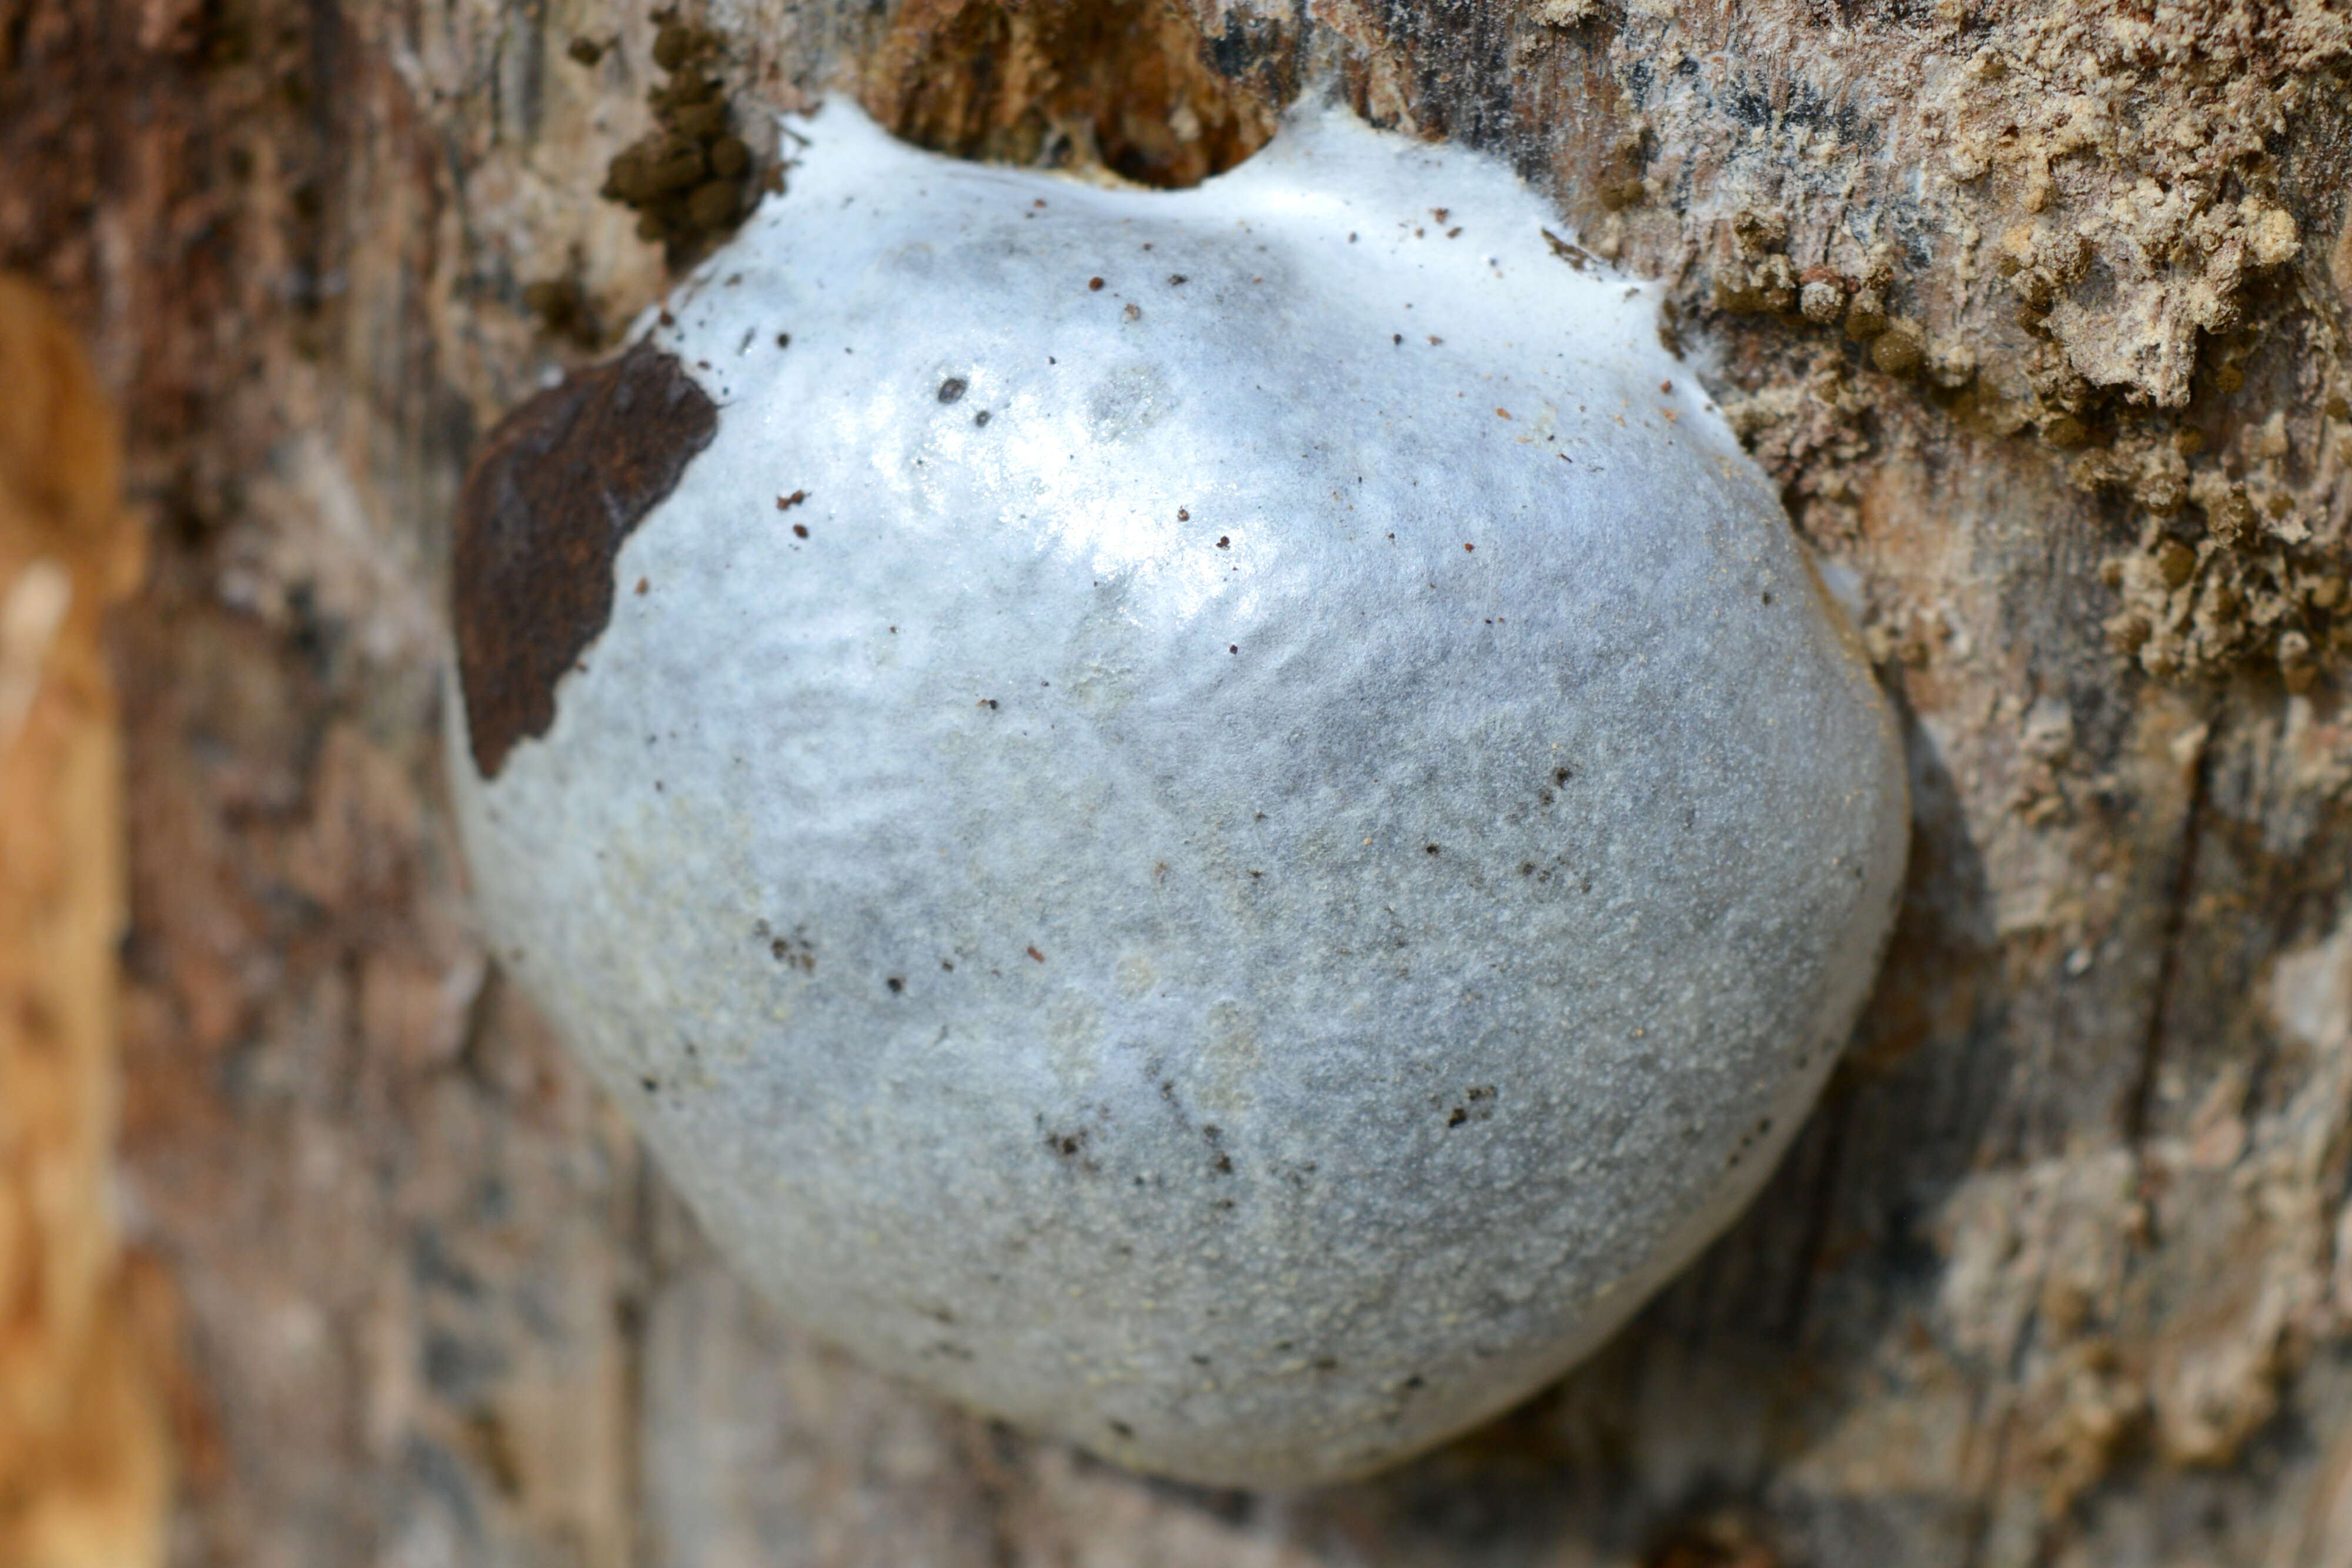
[449,96,1909,1487]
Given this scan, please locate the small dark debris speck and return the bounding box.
[1026,945,1045,963]
[640,1076,660,1094]
[1088,276,1105,291]
[1177,507,1190,520]
[792,523,808,539]
[634,577,649,595]
[1215,536,1230,548]
[776,332,790,347]
[1425,844,1441,855]
[776,490,808,510]
[1168,274,1188,285]
[975,410,993,426]
[886,976,904,994]
[937,377,967,403]
[1464,542,1475,552]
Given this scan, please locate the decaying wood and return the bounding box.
[0,277,173,1568]
[5,0,2352,1560]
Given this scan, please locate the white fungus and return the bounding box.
[447,98,1909,1487]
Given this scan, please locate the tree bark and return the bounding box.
[5,0,2352,1562]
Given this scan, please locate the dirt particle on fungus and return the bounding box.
[974,410,993,426]
[1088,276,1105,290]
[1443,1085,1498,1126]
[1216,535,1230,548]
[791,523,808,538]
[1178,507,1190,520]
[1027,945,1045,962]
[1108,1420,1134,1439]
[634,577,649,594]
[937,377,967,403]
[1495,407,1511,419]
[1168,274,1188,285]
[762,929,818,972]
[886,976,904,993]
[1425,843,1441,855]
[776,490,808,510]
[775,333,790,348]
[978,698,1000,710]
[1230,644,1238,653]
[1463,542,1475,552]
[641,1076,660,1093]
[1124,303,1141,322]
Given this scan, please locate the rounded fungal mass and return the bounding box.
[448,99,1909,1487]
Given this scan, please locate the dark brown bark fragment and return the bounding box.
[452,341,716,778]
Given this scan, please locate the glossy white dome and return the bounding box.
[448,97,1907,1486]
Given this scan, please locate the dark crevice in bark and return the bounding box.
[2122,717,2217,1146]
[1779,1076,1857,1343]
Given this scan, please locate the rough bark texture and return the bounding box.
[5,0,2352,1562]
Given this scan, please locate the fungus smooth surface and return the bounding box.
[447,98,1909,1487]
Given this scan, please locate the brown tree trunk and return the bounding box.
[6,0,2352,1562]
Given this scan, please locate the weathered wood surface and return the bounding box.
[5,0,2352,1561]
[0,274,174,1568]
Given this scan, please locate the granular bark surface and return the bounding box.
[453,340,716,777]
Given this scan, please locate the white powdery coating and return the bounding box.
[450,99,1909,1486]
